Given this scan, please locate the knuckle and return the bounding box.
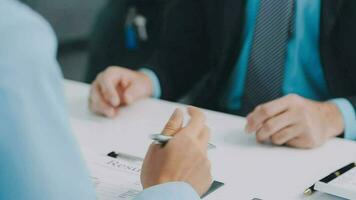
[271,134,282,145]
[262,121,274,133]
[287,94,303,105]
[258,105,271,116]
[101,70,112,81]
[255,105,263,112]
[298,133,318,149]
[287,94,299,100]
[103,66,121,80]
[94,72,103,82]
[106,66,119,73]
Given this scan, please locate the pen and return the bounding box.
[149,134,216,150]
[303,162,356,196]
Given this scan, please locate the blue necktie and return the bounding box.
[240,0,295,115]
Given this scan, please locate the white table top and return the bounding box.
[64,80,356,200]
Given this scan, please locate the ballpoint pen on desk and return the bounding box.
[149,134,217,150]
[303,162,356,196]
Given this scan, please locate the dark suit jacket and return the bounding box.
[147,0,356,114]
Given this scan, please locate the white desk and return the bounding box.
[64,80,356,200]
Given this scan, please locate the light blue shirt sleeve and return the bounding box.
[224,0,332,111]
[0,1,96,199]
[0,2,200,200]
[139,68,162,98]
[330,99,356,140]
[135,182,200,200]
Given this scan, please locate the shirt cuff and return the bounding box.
[139,68,162,98]
[134,182,200,200]
[329,98,356,140]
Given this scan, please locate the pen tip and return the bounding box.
[303,189,313,196]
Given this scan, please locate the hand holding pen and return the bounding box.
[141,107,213,196]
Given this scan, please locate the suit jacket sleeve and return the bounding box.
[146,0,211,100]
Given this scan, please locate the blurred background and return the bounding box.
[22,0,168,83]
[22,0,106,81]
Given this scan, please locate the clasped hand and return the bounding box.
[245,94,344,149]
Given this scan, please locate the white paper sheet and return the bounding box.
[85,151,143,200]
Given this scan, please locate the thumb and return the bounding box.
[162,108,184,136]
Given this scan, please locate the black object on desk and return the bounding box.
[303,162,356,196]
[201,181,225,198]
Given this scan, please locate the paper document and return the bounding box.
[85,151,224,200]
[315,166,356,199]
[85,152,143,200]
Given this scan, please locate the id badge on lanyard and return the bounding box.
[125,7,148,50]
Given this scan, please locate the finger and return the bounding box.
[198,126,211,151]
[122,82,147,105]
[270,126,300,146]
[90,82,117,117]
[162,108,184,136]
[147,142,161,152]
[97,72,121,107]
[183,106,206,137]
[285,138,305,148]
[142,143,161,166]
[255,110,295,142]
[245,96,292,133]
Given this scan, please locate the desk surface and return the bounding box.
[64,80,356,200]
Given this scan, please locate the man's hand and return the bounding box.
[141,107,212,196]
[245,94,344,149]
[89,66,153,117]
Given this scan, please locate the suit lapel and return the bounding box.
[320,0,344,37]
[320,0,351,96]
[218,0,246,71]
[199,0,246,108]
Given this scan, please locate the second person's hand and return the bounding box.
[245,94,344,149]
[89,66,154,117]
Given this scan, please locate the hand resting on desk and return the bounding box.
[245,94,344,149]
[89,66,153,117]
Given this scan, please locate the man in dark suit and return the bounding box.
[89,0,356,149]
